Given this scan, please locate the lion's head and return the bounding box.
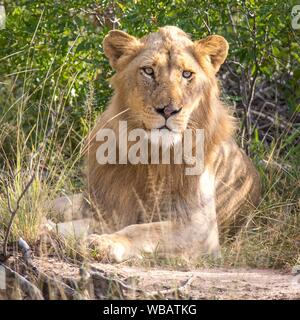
[103,26,231,146]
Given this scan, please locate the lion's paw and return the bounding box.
[86,233,134,263]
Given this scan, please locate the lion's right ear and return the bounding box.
[194,35,229,73]
[103,30,141,70]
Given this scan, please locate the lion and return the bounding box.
[50,26,261,262]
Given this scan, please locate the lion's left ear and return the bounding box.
[194,35,229,73]
[103,30,141,70]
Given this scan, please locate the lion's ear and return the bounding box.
[103,30,141,70]
[195,35,229,73]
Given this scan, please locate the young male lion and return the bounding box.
[51,26,261,262]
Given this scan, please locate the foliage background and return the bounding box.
[0,0,299,269]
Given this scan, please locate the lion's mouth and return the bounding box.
[142,122,181,134]
[158,125,171,131]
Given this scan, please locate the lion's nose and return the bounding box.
[155,104,182,119]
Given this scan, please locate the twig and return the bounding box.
[202,11,211,34]
[90,266,195,298]
[250,110,293,130]
[0,263,44,300]
[24,260,82,300]
[2,173,36,259]
[227,4,237,36]
[90,269,134,291]
[144,276,195,298]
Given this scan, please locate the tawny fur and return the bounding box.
[51,26,261,262]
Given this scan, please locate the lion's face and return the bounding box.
[129,39,207,134]
[103,26,228,138]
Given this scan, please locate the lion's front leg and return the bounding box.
[87,169,220,263]
[87,212,220,262]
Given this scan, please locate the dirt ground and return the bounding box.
[32,257,300,300]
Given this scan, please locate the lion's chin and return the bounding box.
[146,128,182,148]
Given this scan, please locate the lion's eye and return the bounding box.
[142,67,154,76]
[182,70,193,79]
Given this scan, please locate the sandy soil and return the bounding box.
[32,257,300,300]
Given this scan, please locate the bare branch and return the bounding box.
[0,263,44,300]
[2,173,36,259]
